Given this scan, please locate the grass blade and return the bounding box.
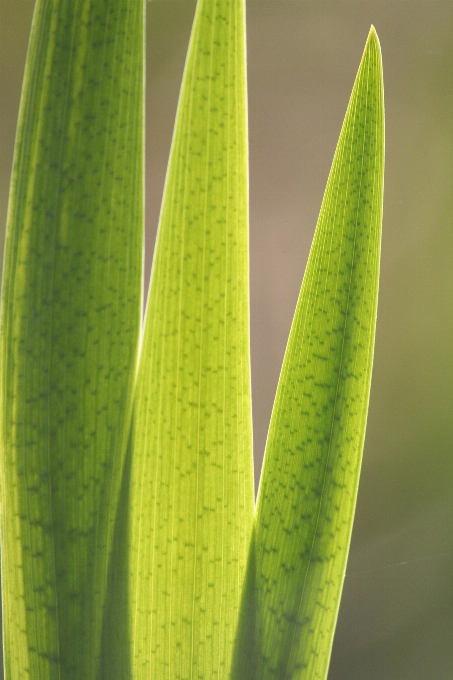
[232,27,384,680]
[128,0,253,678]
[0,1,144,677]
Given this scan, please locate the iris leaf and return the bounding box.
[128,0,254,678]
[0,1,144,677]
[231,26,384,680]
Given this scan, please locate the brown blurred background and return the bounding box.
[1,1,453,678]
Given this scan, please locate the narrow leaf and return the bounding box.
[0,1,144,678]
[128,0,254,678]
[232,27,384,680]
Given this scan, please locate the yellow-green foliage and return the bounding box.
[0,1,383,679]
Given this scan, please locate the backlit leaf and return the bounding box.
[127,0,254,679]
[0,1,144,677]
[232,27,384,680]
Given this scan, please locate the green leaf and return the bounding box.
[231,27,384,680]
[127,0,253,678]
[0,1,144,678]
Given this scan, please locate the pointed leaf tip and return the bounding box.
[366,24,382,53]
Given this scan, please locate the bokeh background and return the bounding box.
[1,1,453,678]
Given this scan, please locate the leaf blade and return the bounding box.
[232,27,384,680]
[0,1,144,677]
[128,1,254,678]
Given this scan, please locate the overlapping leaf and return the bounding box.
[232,27,384,680]
[0,1,144,678]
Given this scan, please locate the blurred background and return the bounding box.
[1,1,453,678]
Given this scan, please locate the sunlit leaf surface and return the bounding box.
[128,0,254,678]
[232,27,384,680]
[0,1,144,677]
